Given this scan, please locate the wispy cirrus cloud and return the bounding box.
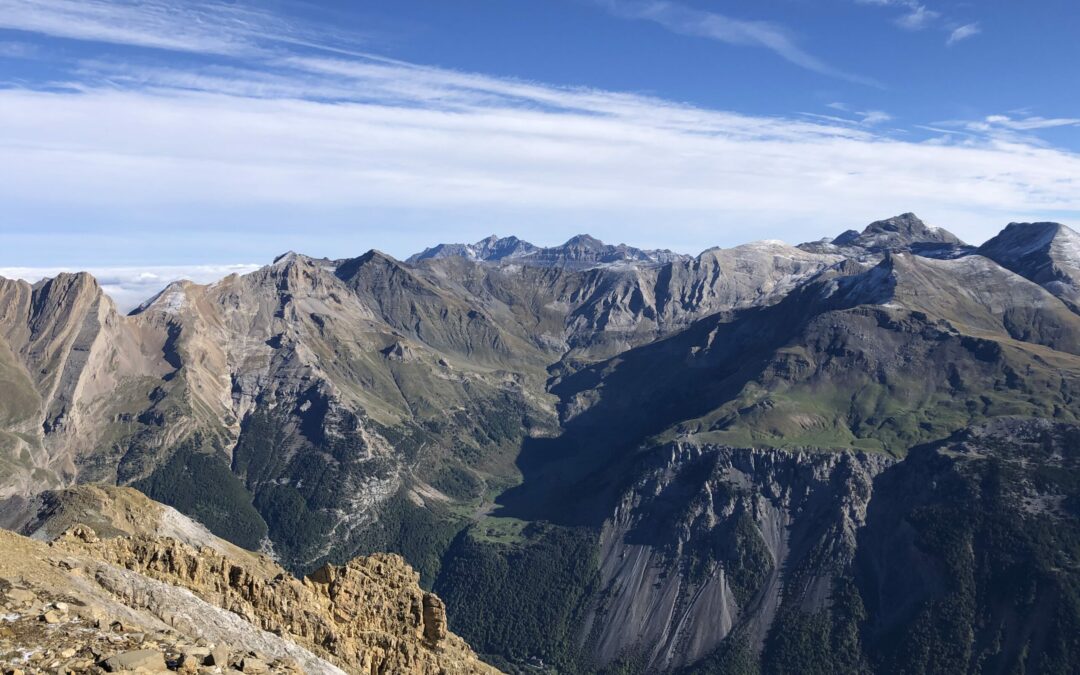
[0,0,369,56]
[895,5,940,30]
[857,0,980,46]
[593,0,880,86]
[0,40,38,58]
[0,0,267,54]
[934,114,1080,144]
[821,102,894,126]
[946,23,981,46]
[985,115,1080,131]
[857,0,939,30]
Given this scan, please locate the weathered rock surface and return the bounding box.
[977,220,1080,309]
[584,445,892,671]
[0,486,499,675]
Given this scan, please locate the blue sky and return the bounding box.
[1,0,1079,307]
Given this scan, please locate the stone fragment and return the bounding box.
[102,649,167,672]
[239,656,269,673]
[4,589,34,606]
[205,644,230,667]
[176,653,201,674]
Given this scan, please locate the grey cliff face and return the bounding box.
[586,444,891,671]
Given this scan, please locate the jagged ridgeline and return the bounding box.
[1,214,1079,674]
[0,485,498,674]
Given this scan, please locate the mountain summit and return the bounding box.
[977,220,1080,308]
[406,235,538,263]
[853,212,963,247]
[408,233,689,268]
[801,212,969,257]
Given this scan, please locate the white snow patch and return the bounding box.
[1050,225,1080,268]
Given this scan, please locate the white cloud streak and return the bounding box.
[947,23,981,46]
[934,114,1080,144]
[595,0,879,86]
[0,0,266,54]
[857,0,984,44]
[0,40,38,58]
[0,0,368,57]
[985,115,1080,131]
[895,5,940,30]
[857,0,940,30]
[803,107,893,127]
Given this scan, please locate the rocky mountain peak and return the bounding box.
[980,221,1068,257]
[335,248,407,281]
[800,213,967,257]
[357,249,396,264]
[40,270,99,289]
[978,220,1080,306]
[131,279,193,316]
[830,229,862,246]
[408,233,689,269]
[562,234,604,249]
[267,250,339,271]
[272,250,300,265]
[406,235,539,264]
[858,212,964,246]
[29,271,103,308]
[865,212,930,236]
[253,251,343,294]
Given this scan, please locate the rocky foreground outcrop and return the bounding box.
[0,486,499,675]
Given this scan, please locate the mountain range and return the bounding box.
[2,213,1079,674]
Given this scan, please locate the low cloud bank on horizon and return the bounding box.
[0,264,261,313]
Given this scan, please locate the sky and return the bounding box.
[1,0,1079,308]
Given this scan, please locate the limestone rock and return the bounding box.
[29,488,500,674]
[102,649,167,672]
[0,497,499,675]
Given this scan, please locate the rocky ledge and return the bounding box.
[0,487,499,675]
